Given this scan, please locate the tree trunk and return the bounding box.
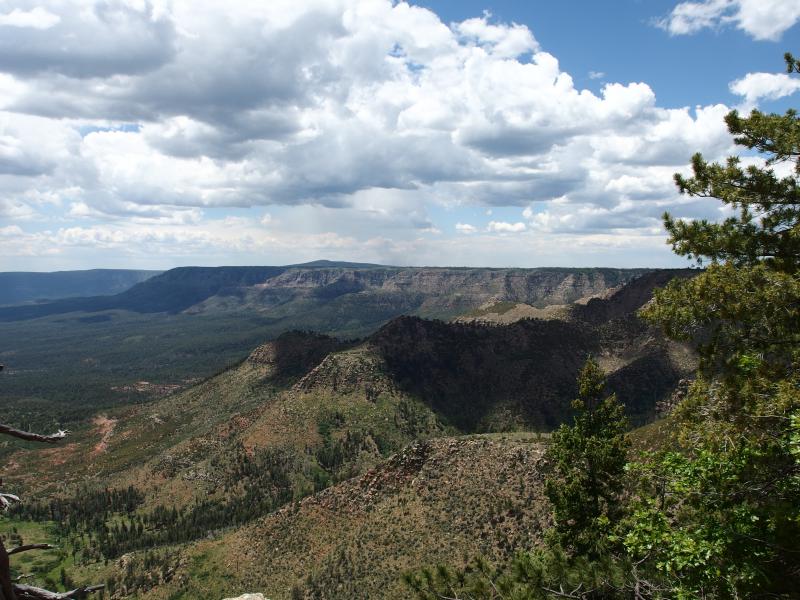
[0,536,16,600]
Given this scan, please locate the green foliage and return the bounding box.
[406,360,635,599]
[405,550,641,600]
[625,375,800,598]
[631,53,800,598]
[641,263,800,376]
[664,68,799,271]
[545,359,630,559]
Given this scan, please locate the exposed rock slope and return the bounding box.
[0,265,648,322]
[137,436,550,600]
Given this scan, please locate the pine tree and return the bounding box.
[406,359,632,600]
[545,359,630,560]
[630,53,800,598]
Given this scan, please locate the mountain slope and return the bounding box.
[1,270,696,599]
[0,266,288,320]
[0,265,648,322]
[4,271,694,504]
[135,436,550,600]
[0,269,160,306]
[0,266,651,424]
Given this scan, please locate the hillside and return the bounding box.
[0,269,160,306]
[364,269,696,429]
[0,269,697,599]
[134,435,551,600]
[0,265,650,426]
[0,266,287,320]
[0,265,649,322]
[2,270,695,497]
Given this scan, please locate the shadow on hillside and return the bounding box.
[366,269,697,432]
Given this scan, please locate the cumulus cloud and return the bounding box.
[455,12,539,57]
[0,7,60,29]
[0,0,749,268]
[455,222,477,233]
[0,219,364,261]
[487,221,526,233]
[0,1,176,78]
[658,0,800,40]
[730,72,800,106]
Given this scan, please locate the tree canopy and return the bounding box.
[631,52,800,598]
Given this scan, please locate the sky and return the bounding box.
[0,0,798,271]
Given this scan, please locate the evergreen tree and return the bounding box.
[545,358,630,560]
[629,53,800,598]
[406,359,633,600]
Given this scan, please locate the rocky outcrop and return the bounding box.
[246,331,347,380]
[292,348,395,399]
[572,269,696,325]
[293,268,698,431]
[256,266,650,310]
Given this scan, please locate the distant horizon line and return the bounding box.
[0,260,699,274]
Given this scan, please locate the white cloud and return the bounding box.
[0,224,23,237]
[0,7,60,29]
[0,220,364,260]
[589,70,605,80]
[730,72,800,106]
[0,0,752,268]
[455,222,477,233]
[487,221,526,233]
[659,0,800,40]
[0,1,175,78]
[455,12,539,57]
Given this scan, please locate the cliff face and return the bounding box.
[207,267,651,318]
[257,267,645,304]
[0,265,648,323]
[295,269,699,431]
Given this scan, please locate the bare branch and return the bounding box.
[0,494,20,511]
[6,546,55,557]
[13,584,104,600]
[0,424,68,445]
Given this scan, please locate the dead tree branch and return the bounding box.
[1,366,102,600]
[13,584,104,600]
[0,425,67,445]
[6,547,55,557]
[0,495,20,512]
